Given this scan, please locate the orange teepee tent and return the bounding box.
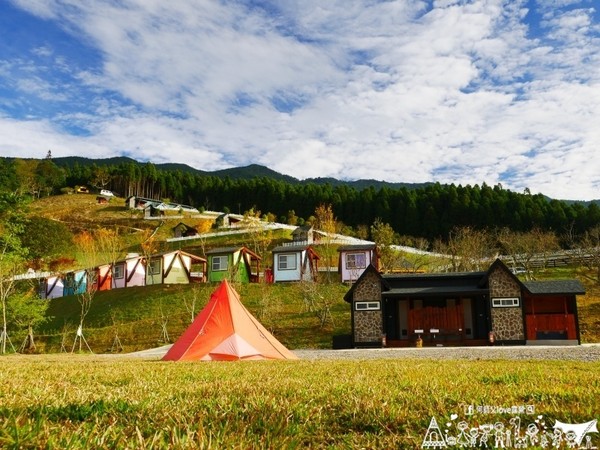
[163,280,297,361]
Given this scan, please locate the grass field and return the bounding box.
[0,355,598,449]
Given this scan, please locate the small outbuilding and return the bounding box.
[62,269,88,296]
[271,243,320,282]
[292,225,315,244]
[111,254,146,289]
[146,250,207,286]
[172,222,199,238]
[206,246,261,283]
[337,244,379,283]
[41,274,64,299]
[344,259,585,348]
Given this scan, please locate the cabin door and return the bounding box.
[408,299,464,337]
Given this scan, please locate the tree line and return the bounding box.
[1,156,599,243]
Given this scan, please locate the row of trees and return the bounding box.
[2,156,600,243]
[0,187,138,354]
[370,219,600,284]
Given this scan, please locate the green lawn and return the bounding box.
[0,355,598,448]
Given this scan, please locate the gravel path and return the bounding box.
[293,344,600,362]
[122,344,600,361]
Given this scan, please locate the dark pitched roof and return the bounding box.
[382,285,489,298]
[381,271,487,282]
[172,222,195,230]
[381,271,488,298]
[523,280,586,295]
[272,244,312,252]
[293,225,313,232]
[206,246,243,254]
[337,244,376,252]
[343,264,388,303]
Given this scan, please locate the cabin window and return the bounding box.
[492,297,520,308]
[277,254,297,271]
[212,255,228,272]
[148,259,161,275]
[346,253,366,269]
[355,301,380,311]
[113,264,125,279]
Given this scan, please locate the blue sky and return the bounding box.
[1,0,599,200]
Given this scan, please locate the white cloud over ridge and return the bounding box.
[1,0,599,200]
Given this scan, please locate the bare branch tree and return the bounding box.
[435,227,496,272]
[300,280,335,328]
[576,226,600,284]
[72,231,101,353]
[497,228,560,279]
[314,204,338,281]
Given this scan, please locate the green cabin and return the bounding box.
[206,246,261,283]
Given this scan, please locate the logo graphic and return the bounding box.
[421,413,598,449]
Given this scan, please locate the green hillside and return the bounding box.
[8,193,600,353]
[19,193,352,353]
[35,281,350,353]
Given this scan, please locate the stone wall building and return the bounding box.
[344,259,584,347]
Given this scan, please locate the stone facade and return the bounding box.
[352,271,383,343]
[491,308,524,341]
[489,267,524,341]
[354,311,383,343]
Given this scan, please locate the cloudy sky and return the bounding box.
[1,1,599,200]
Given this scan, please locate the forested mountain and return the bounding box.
[1,156,599,241]
[51,157,427,190]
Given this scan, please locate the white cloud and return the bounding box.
[1,0,599,201]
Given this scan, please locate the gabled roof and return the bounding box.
[172,222,196,231]
[272,243,316,253]
[522,280,586,295]
[206,246,261,260]
[292,224,313,233]
[343,264,388,303]
[483,258,520,287]
[485,259,586,295]
[337,244,376,252]
[148,249,206,263]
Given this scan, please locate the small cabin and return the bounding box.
[206,246,261,283]
[95,264,113,291]
[337,244,379,283]
[146,250,207,286]
[292,225,315,244]
[111,254,146,289]
[272,244,320,282]
[41,275,64,299]
[172,222,198,238]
